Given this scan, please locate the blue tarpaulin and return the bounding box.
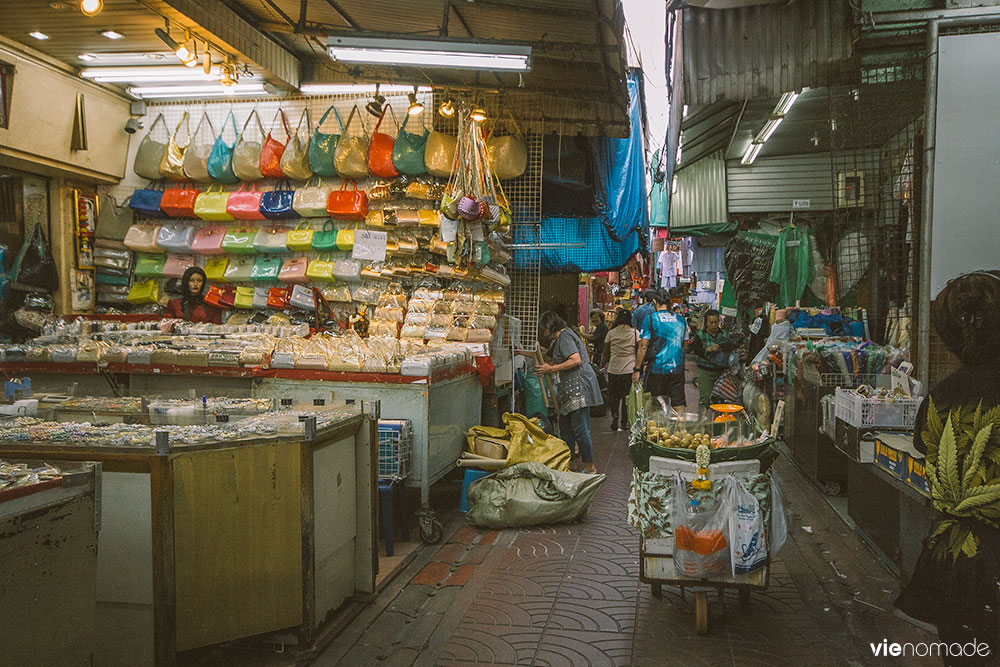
[516,71,647,273]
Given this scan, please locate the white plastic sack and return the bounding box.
[727,474,768,576]
[671,474,730,578]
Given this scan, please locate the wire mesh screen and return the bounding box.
[826,55,924,361]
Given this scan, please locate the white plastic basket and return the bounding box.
[834,388,921,429]
[377,419,413,480]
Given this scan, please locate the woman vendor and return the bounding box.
[896,270,1000,666]
[165,267,222,324]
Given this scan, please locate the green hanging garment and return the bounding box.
[769,226,814,307]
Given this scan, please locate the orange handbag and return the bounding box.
[267,286,291,309]
[159,182,201,218]
[367,104,399,178]
[204,285,236,309]
[259,108,291,179]
[326,180,369,221]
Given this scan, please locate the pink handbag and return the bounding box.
[225,182,266,220]
[190,224,228,255]
[278,255,309,283]
[163,253,196,278]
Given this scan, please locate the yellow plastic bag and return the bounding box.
[466,412,571,472]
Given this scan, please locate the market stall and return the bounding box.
[0,405,374,667]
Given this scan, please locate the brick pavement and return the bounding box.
[317,408,936,667]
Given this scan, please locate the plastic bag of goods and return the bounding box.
[727,474,768,576]
[671,474,730,578]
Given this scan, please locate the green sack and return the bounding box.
[251,256,282,282]
[221,226,257,254]
[392,113,429,176]
[311,220,338,252]
[626,382,650,428]
[465,461,606,529]
[134,253,167,278]
[308,104,343,178]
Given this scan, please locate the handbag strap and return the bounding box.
[294,108,312,136]
[240,109,264,139]
[295,220,309,230]
[147,113,168,138]
[173,112,191,147]
[322,220,334,232]
[222,110,239,140]
[192,112,216,142]
[373,103,398,134]
[343,105,365,136]
[317,104,344,134]
[273,179,290,191]
[340,179,358,192]
[269,108,290,139]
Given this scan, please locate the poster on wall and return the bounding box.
[70,268,94,312]
[73,190,96,270]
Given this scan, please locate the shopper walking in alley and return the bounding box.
[633,290,688,412]
[688,309,741,409]
[896,270,1000,666]
[631,289,657,330]
[603,308,638,431]
[535,310,602,474]
[580,308,610,367]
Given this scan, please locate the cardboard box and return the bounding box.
[474,436,509,460]
[874,438,908,480]
[907,455,931,497]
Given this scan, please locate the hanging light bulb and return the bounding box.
[469,105,487,123]
[80,0,103,16]
[365,83,385,117]
[155,27,196,66]
[438,98,455,117]
[407,89,424,116]
[183,38,198,67]
[220,61,238,91]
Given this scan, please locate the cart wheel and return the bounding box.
[739,588,752,610]
[823,480,842,496]
[694,591,709,634]
[651,582,662,598]
[421,520,444,544]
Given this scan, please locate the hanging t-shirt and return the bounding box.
[658,251,679,289]
[640,309,687,375]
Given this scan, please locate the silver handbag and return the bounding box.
[280,108,313,181]
[133,113,168,180]
[232,110,265,181]
[182,112,216,182]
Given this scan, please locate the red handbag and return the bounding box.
[259,109,290,179]
[326,180,369,221]
[267,286,291,309]
[159,182,201,218]
[225,182,266,220]
[204,285,236,309]
[367,104,399,178]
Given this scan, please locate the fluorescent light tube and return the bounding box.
[774,91,799,116]
[754,117,783,144]
[741,142,763,166]
[128,83,266,99]
[82,66,229,83]
[29,31,50,40]
[101,30,125,40]
[299,84,432,95]
[327,37,531,72]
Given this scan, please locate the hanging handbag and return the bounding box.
[418,209,441,227]
[487,112,528,180]
[259,180,297,219]
[395,210,420,227]
[163,253,195,279]
[368,104,400,178]
[193,184,235,221]
[123,223,162,252]
[333,258,362,281]
[221,226,258,254]
[279,255,309,283]
[289,284,317,310]
[253,224,291,254]
[225,182,266,220]
[127,279,160,305]
[252,256,283,282]
[280,108,312,180]
[393,112,429,175]
[311,220,338,251]
[326,180,368,221]
[268,286,291,309]
[285,221,314,251]
[234,286,255,309]
[155,222,195,252]
[97,194,133,241]
[224,255,255,282]
[292,177,333,217]
[190,224,227,255]
[336,223,355,251]
[133,113,168,180]
[182,112,216,182]
[204,285,236,309]
[232,110,265,181]
[259,108,291,179]
[365,210,384,228]
[252,286,271,308]
[134,253,166,278]
[159,112,191,180]
[424,130,457,177]
[306,254,335,282]
[310,104,343,177]
[159,182,201,218]
[207,111,240,184]
[204,256,229,282]
[129,182,167,218]
[334,105,370,179]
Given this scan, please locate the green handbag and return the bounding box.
[134,253,167,278]
[392,113,429,175]
[221,226,258,254]
[311,220,338,251]
[308,104,343,178]
[251,256,283,282]
[96,273,130,286]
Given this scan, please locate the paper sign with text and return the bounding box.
[352,229,387,262]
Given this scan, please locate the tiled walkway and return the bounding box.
[318,412,935,667]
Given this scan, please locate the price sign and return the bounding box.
[352,229,387,262]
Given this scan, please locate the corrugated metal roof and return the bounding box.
[681,0,857,105]
[676,99,742,171]
[671,149,728,228]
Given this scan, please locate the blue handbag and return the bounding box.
[308,104,343,178]
[260,181,297,219]
[207,111,240,184]
[128,182,167,218]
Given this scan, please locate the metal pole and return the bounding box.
[917,19,938,385]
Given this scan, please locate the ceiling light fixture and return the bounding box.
[299,83,431,95]
[407,88,424,116]
[80,0,103,16]
[155,27,196,66]
[741,89,800,167]
[202,51,212,79]
[328,37,532,72]
[365,83,385,117]
[100,30,124,40]
[29,31,50,40]
[438,98,455,117]
[128,83,265,100]
[740,142,763,166]
[469,105,487,123]
[80,66,238,83]
[78,53,97,61]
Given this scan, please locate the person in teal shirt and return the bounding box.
[633,290,688,411]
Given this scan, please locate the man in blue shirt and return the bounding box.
[631,290,657,330]
[632,290,688,410]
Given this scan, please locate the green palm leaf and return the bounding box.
[938,415,961,504]
[953,484,1000,514]
[963,424,994,489]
